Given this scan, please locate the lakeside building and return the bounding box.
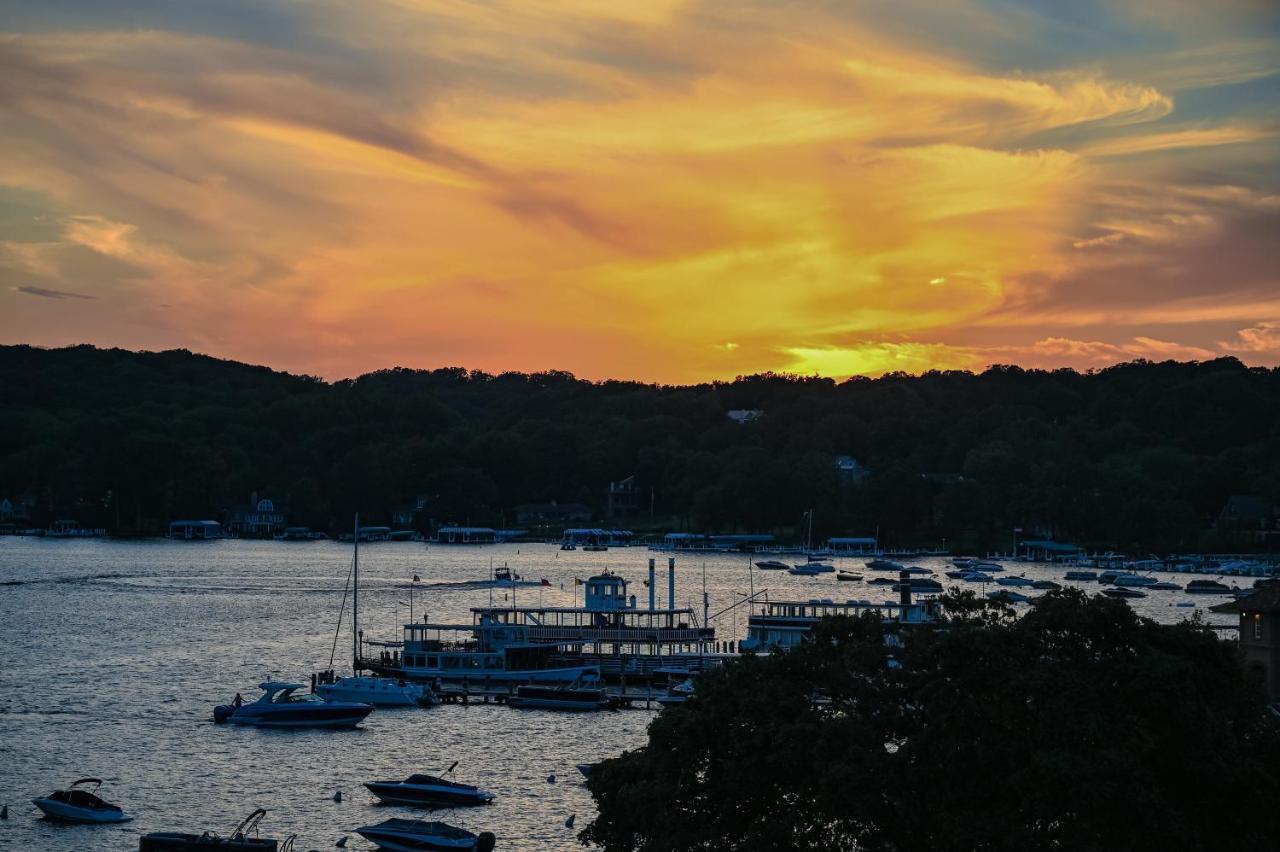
[168,520,225,540]
[224,497,287,538]
[607,475,642,518]
[563,528,635,547]
[435,526,497,544]
[1233,585,1280,701]
[828,536,878,554]
[1019,539,1081,561]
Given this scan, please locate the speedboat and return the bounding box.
[1185,579,1233,594]
[506,682,615,711]
[314,674,438,708]
[365,768,495,808]
[1103,587,1147,599]
[754,560,789,570]
[1113,574,1158,587]
[140,809,277,851]
[866,559,904,571]
[214,682,373,728]
[996,575,1035,587]
[836,570,862,582]
[789,565,823,576]
[961,572,994,583]
[32,778,131,823]
[792,562,835,573]
[356,819,496,852]
[1149,581,1182,591]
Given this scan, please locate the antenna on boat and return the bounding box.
[446,760,459,776]
[353,513,360,673]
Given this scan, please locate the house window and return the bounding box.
[1255,613,1263,641]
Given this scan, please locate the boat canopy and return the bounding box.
[258,681,306,692]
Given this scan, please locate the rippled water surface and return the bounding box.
[0,538,1236,850]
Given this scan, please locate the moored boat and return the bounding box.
[140,809,277,851]
[33,778,131,824]
[506,681,615,711]
[1185,579,1233,594]
[1103,587,1147,599]
[987,590,1030,603]
[314,672,437,708]
[866,559,904,571]
[996,575,1034,587]
[356,819,496,852]
[214,682,373,729]
[754,560,789,570]
[365,767,495,808]
[1063,570,1098,581]
[836,570,862,581]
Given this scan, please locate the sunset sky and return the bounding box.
[2,1,1277,382]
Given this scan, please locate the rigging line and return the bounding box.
[328,550,356,669]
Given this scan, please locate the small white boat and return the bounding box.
[314,674,438,708]
[356,818,496,852]
[655,677,696,706]
[32,778,131,823]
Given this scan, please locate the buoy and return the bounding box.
[1,804,8,819]
[413,574,420,582]
[546,774,556,784]
[333,790,342,803]
[565,814,576,828]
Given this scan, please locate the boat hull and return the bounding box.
[364,783,493,808]
[506,696,612,711]
[139,834,277,851]
[356,829,479,851]
[32,798,131,823]
[228,705,373,729]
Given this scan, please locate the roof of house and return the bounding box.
[1221,494,1269,521]
[1235,584,1280,614]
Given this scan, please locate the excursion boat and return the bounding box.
[32,778,131,823]
[1103,587,1147,599]
[506,681,616,711]
[866,559,904,571]
[356,819,496,852]
[754,560,789,571]
[140,809,278,851]
[365,768,495,808]
[214,682,373,729]
[1185,579,1234,594]
[314,673,438,708]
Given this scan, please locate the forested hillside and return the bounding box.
[2,345,1278,551]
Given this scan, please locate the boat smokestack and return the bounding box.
[899,570,911,607]
[668,557,676,610]
[648,558,656,611]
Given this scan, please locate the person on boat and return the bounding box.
[233,692,243,708]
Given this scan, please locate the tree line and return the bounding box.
[1,344,1278,551]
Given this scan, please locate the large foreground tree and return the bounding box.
[582,590,1280,851]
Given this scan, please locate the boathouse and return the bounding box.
[1020,540,1081,561]
[1235,585,1280,701]
[168,520,224,540]
[435,526,497,544]
[828,536,878,554]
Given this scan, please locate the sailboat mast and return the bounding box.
[353,512,360,671]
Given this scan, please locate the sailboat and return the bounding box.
[315,514,438,708]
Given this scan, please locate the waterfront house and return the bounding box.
[224,496,287,538]
[515,500,592,524]
[607,475,641,518]
[1234,585,1280,701]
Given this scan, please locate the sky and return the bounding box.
[1,0,1277,382]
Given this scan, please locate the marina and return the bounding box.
[0,536,1269,849]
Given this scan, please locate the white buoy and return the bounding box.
[333,790,342,803]
[565,814,576,828]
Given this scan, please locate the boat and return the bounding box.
[1185,579,1233,594]
[654,676,696,706]
[32,778,131,823]
[789,565,824,576]
[866,559,904,571]
[1175,601,1196,608]
[1149,581,1182,591]
[1063,570,1098,581]
[575,763,595,778]
[952,558,977,570]
[1031,580,1061,590]
[214,682,373,728]
[582,544,608,552]
[836,570,862,582]
[1113,574,1158,587]
[866,576,898,586]
[506,680,616,711]
[894,578,943,594]
[899,566,934,576]
[945,569,971,579]
[365,766,495,808]
[356,819,496,852]
[314,672,438,708]
[971,560,1004,572]
[1103,587,1147,599]
[996,575,1034,587]
[961,572,994,583]
[987,590,1030,603]
[755,560,789,571]
[560,542,576,551]
[140,809,277,851]
[792,562,835,573]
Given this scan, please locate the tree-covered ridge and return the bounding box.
[1,344,1278,549]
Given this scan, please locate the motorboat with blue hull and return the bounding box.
[33,778,131,823]
[357,819,496,852]
[140,809,278,851]
[214,682,373,729]
[366,767,495,808]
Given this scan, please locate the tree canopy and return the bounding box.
[582,590,1280,851]
[2,344,1279,549]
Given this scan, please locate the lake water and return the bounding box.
[0,538,1237,850]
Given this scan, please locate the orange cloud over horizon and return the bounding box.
[1,1,1277,381]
